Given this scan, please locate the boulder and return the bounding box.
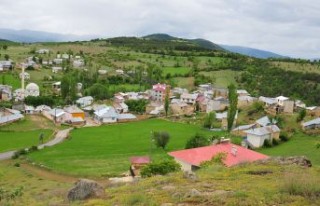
[67,179,104,201]
[258,156,312,167]
[183,171,198,181]
[184,188,201,198]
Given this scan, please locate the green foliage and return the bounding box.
[85,83,109,100]
[203,112,216,129]
[0,186,23,202]
[140,160,180,177]
[164,90,169,117]
[316,142,320,149]
[152,131,170,149]
[125,99,148,114]
[4,54,9,60]
[24,96,55,107]
[227,84,238,131]
[263,139,273,148]
[61,73,77,103]
[248,101,264,115]
[185,133,210,149]
[200,152,227,168]
[279,131,289,142]
[296,109,306,122]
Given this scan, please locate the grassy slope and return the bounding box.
[259,132,320,166]
[0,116,56,152]
[28,119,224,177]
[0,130,52,152]
[200,69,239,88]
[0,161,72,206]
[1,160,319,205]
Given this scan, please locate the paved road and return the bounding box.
[0,128,72,161]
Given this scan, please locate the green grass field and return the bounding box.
[259,132,320,166]
[0,129,52,152]
[28,119,223,177]
[200,69,239,88]
[0,73,21,89]
[162,67,191,76]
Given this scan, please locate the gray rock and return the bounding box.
[184,188,201,198]
[183,171,198,181]
[258,156,312,167]
[67,179,104,201]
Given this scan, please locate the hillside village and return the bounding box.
[0,41,320,205]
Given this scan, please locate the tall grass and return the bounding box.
[282,171,320,199]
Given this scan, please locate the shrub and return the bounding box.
[263,139,273,148]
[296,109,306,122]
[13,162,20,167]
[272,138,279,146]
[201,152,227,168]
[279,132,289,142]
[152,131,170,149]
[140,160,180,177]
[185,133,210,149]
[12,149,27,159]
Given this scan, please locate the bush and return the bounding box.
[152,131,170,149]
[12,149,27,159]
[296,109,306,122]
[279,132,289,142]
[272,138,279,146]
[263,139,273,148]
[185,133,210,149]
[13,162,20,167]
[140,160,180,177]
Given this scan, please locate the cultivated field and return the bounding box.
[28,119,223,177]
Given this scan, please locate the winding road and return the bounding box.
[0,128,72,161]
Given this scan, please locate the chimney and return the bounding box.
[231,146,238,156]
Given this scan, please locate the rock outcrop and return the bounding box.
[67,179,104,201]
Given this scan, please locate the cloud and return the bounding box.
[0,0,319,58]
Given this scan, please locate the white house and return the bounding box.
[37,49,49,54]
[76,96,94,108]
[244,125,280,148]
[53,58,63,64]
[114,102,129,113]
[24,105,35,114]
[237,89,250,96]
[52,66,63,73]
[302,118,320,130]
[259,96,277,107]
[94,106,118,123]
[0,108,24,125]
[276,96,289,106]
[180,93,198,105]
[256,116,271,127]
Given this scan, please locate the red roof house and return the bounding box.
[168,142,268,171]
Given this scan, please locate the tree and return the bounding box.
[2,45,8,50]
[86,83,109,100]
[125,99,148,114]
[227,84,238,132]
[61,73,77,103]
[4,54,9,60]
[296,109,306,122]
[152,131,170,149]
[203,112,215,129]
[185,133,210,149]
[164,89,169,117]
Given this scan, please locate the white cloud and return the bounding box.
[0,0,320,58]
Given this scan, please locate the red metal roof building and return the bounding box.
[168,142,268,171]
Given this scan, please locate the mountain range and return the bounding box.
[0,28,286,59]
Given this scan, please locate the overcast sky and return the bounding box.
[0,0,319,58]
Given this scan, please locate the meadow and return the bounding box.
[28,119,223,177]
[0,116,56,152]
[0,129,52,152]
[259,132,320,166]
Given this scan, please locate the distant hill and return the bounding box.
[143,33,178,41]
[0,28,95,43]
[143,33,224,51]
[220,45,287,59]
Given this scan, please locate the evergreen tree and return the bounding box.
[227,84,238,132]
